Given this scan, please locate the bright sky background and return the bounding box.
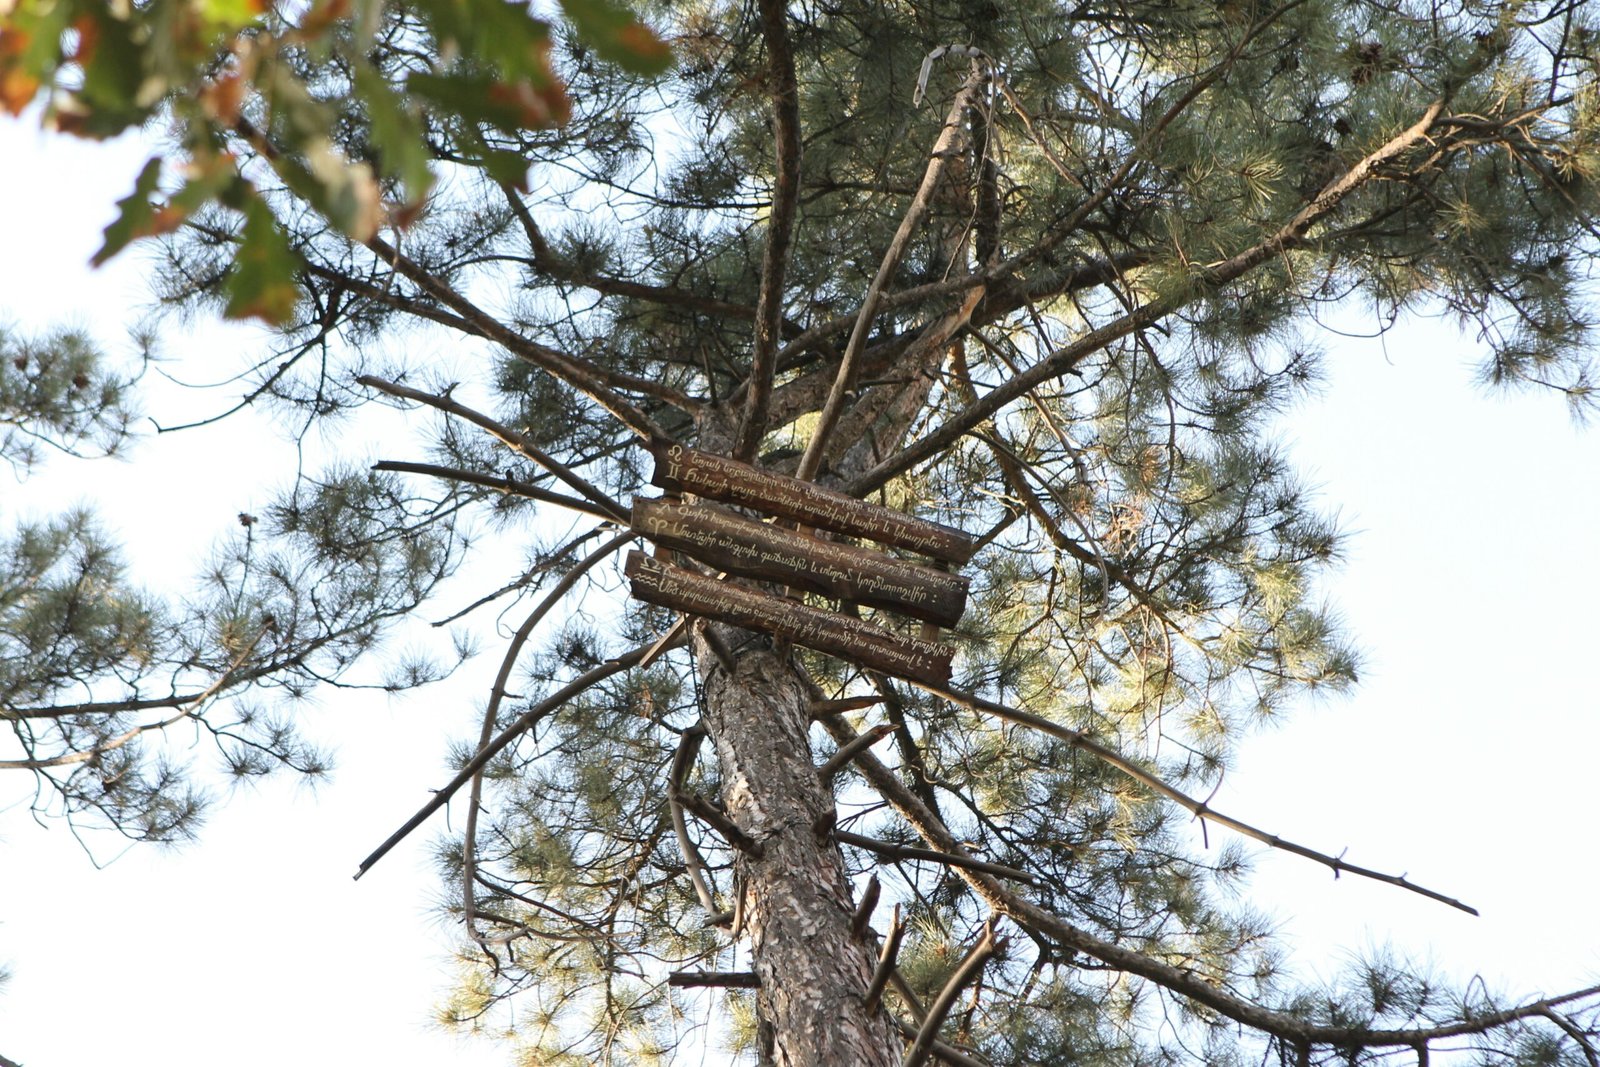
[2,107,1598,1067]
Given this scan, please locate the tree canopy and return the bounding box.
[3,0,1600,1064]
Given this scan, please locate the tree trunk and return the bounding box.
[699,641,901,1066]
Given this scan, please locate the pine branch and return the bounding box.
[1,630,265,771]
[835,829,1038,887]
[821,711,1600,1052]
[817,723,896,781]
[847,98,1448,498]
[888,1016,992,1067]
[229,115,668,441]
[902,923,1001,1067]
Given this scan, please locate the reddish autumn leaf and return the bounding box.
[198,70,247,123]
[0,29,42,115]
[559,0,673,76]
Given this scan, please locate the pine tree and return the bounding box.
[7,0,1600,1064]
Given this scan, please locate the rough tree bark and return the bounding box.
[699,645,902,1066]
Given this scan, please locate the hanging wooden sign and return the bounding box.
[631,497,968,627]
[649,441,977,565]
[625,552,955,686]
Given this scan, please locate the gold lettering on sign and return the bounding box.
[624,552,955,685]
[630,498,968,627]
[649,443,977,565]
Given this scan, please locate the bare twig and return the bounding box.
[863,903,905,1014]
[851,873,882,941]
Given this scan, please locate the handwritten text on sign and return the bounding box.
[650,442,976,565]
[631,498,968,626]
[624,552,955,685]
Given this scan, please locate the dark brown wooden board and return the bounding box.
[631,498,968,627]
[649,441,977,565]
[624,552,955,686]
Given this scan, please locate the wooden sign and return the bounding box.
[650,441,976,565]
[625,552,955,685]
[631,498,968,627]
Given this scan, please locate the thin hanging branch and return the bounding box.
[461,530,632,941]
[733,0,803,462]
[918,679,1476,914]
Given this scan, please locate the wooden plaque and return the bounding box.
[624,552,955,685]
[631,498,968,626]
[650,441,976,565]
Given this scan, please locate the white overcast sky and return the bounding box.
[2,106,1598,1067]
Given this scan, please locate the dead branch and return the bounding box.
[356,375,628,523]
[795,61,989,483]
[371,460,616,521]
[355,635,681,879]
[461,531,632,941]
[733,0,804,462]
